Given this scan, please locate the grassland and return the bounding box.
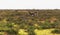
[34,29,60,35]
[18,29,60,35]
[0,10,60,35]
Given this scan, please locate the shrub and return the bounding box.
[27,26,36,35]
[51,29,60,34]
[6,29,17,35]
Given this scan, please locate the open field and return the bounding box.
[0,10,60,35]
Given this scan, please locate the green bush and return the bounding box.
[27,26,36,35]
[6,29,17,35]
[39,23,51,29]
[51,29,60,34]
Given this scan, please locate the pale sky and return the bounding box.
[0,0,60,9]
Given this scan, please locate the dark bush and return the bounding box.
[27,26,36,35]
[51,29,60,34]
[6,29,17,35]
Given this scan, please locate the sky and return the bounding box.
[0,0,60,9]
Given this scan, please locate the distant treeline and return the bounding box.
[0,9,60,20]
